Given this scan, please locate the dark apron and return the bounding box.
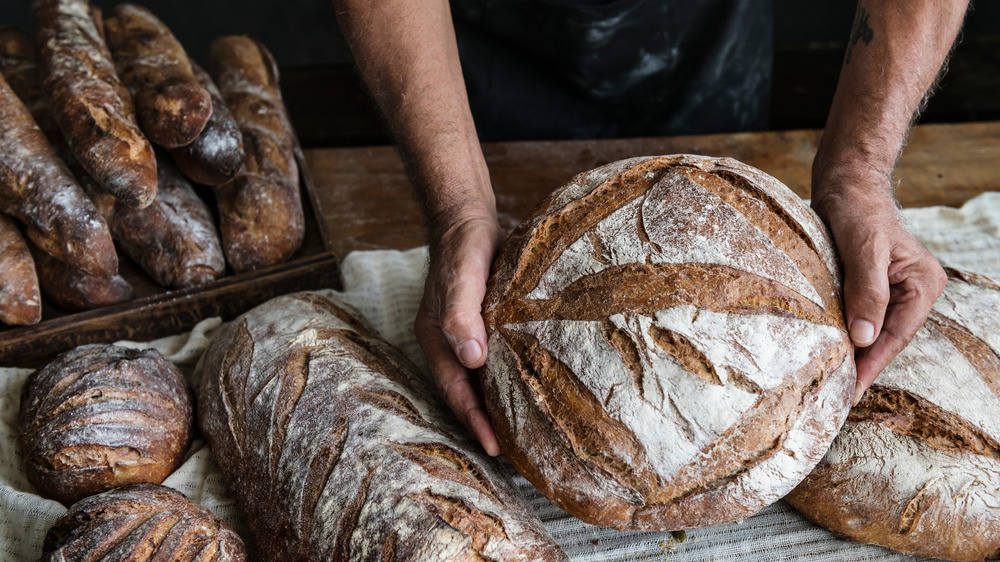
[451,0,773,141]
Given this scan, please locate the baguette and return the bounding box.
[42,483,247,561]
[208,35,304,273]
[104,4,212,148]
[199,292,567,561]
[0,71,117,278]
[0,214,41,325]
[33,0,157,208]
[482,155,854,530]
[168,61,245,186]
[81,152,225,289]
[32,245,132,312]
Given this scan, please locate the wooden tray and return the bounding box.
[0,149,341,368]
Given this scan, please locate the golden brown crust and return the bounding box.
[32,245,133,312]
[198,292,567,561]
[0,214,41,325]
[208,35,303,273]
[19,344,193,506]
[0,72,118,277]
[168,62,246,186]
[482,155,854,530]
[33,0,157,208]
[104,4,211,148]
[786,269,1000,561]
[41,482,247,561]
[80,153,225,289]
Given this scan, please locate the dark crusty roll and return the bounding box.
[199,292,567,561]
[0,213,41,325]
[0,72,117,278]
[786,268,1000,562]
[42,482,247,561]
[81,152,225,290]
[19,344,194,505]
[208,35,304,273]
[482,155,855,530]
[169,62,245,187]
[33,0,158,208]
[32,245,133,312]
[104,4,212,148]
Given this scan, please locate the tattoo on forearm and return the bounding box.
[846,4,874,64]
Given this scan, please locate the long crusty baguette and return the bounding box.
[199,292,567,561]
[168,61,245,187]
[32,245,132,312]
[786,268,1000,561]
[42,483,247,561]
[33,0,157,208]
[208,35,303,273]
[0,214,41,325]
[80,152,225,289]
[104,4,212,148]
[482,155,854,530]
[0,72,117,278]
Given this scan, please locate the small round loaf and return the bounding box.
[42,482,247,561]
[482,154,855,530]
[19,344,193,505]
[786,268,1000,561]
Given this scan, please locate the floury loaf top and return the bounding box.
[482,154,855,530]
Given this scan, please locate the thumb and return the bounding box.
[842,255,889,348]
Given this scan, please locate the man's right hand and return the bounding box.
[414,213,505,456]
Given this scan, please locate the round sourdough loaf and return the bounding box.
[786,268,1000,561]
[42,482,246,561]
[18,344,193,505]
[482,154,856,530]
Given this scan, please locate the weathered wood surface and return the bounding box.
[307,121,1000,259]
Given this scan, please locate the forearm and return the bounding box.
[813,0,969,204]
[332,0,494,233]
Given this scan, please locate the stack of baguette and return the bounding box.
[0,0,305,326]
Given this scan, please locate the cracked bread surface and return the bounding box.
[482,154,855,530]
[786,268,1000,561]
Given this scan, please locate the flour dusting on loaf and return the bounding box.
[483,154,854,530]
[198,292,567,561]
[786,269,1000,561]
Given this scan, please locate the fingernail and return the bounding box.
[850,319,876,346]
[457,340,483,366]
[852,382,865,407]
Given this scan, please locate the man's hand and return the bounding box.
[415,214,504,456]
[813,183,947,406]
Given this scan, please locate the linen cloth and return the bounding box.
[2,192,998,561]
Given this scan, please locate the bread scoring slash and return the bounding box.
[483,154,855,530]
[787,268,1000,561]
[198,292,567,561]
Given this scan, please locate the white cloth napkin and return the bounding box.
[2,192,998,561]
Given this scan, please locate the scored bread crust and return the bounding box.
[18,344,194,506]
[33,0,158,208]
[198,292,567,561]
[482,154,855,530]
[104,4,212,148]
[42,482,246,561]
[786,269,1000,562]
[208,35,303,273]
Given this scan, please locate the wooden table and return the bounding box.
[305,121,1000,260]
